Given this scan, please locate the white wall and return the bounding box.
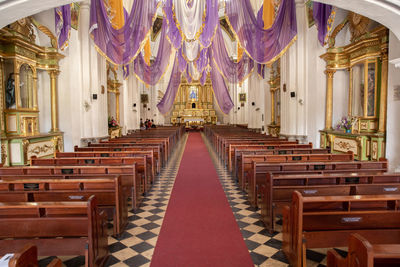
[387,31,400,171]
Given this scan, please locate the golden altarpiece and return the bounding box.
[320,13,388,161]
[267,59,281,137]
[0,18,64,166]
[170,77,217,128]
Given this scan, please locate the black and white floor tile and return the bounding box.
[39,132,346,267]
[201,133,347,267]
[39,134,188,267]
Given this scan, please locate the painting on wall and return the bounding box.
[188,86,198,101]
[305,0,315,28]
[71,3,81,30]
[239,93,246,102]
[141,94,149,104]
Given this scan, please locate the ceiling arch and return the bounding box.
[1,0,400,41]
[316,0,400,40]
[0,0,76,29]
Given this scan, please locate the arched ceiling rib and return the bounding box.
[315,0,400,40]
[0,0,75,29]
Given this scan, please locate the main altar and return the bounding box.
[170,77,217,128]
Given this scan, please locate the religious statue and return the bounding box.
[6,73,15,109]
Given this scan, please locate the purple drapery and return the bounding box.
[89,0,159,65]
[157,54,182,114]
[313,2,333,46]
[163,0,218,49]
[132,21,173,86]
[211,25,254,83]
[199,0,219,48]
[225,0,297,64]
[55,4,71,50]
[210,59,234,114]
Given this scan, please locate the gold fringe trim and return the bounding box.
[90,1,161,67]
[172,0,206,43]
[223,0,297,65]
[211,56,255,84]
[133,49,176,87]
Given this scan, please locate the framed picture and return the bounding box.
[305,0,315,28]
[71,3,81,30]
[239,93,246,102]
[141,94,149,104]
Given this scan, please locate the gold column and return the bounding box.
[270,90,275,124]
[325,69,336,130]
[378,48,388,133]
[116,90,120,124]
[48,70,60,133]
[348,67,353,116]
[33,72,38,110]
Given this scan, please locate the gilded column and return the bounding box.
[378,48,388,133]
[48,70,60,133]
[116,90,120,123]
[324,69,336,130]
[348,67,353,116]
[270,90,275,124]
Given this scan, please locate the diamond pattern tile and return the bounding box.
[38,132,341,267]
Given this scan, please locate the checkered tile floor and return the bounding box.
[202,133,348,267]
[39,132,346,267]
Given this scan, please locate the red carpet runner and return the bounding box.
[151,132,253,267]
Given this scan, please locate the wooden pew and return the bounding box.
[0,196,109,267]
[282,192,400,267]
[221,139,296,164]
[261,172,400,232]
[75,145,162,171]
[231,145,328,175]
[327,233,400,267]
[30,156,150,192]
[237,148,331,187]
[7,244,62,267]
[56,151,156,182]
[240,152,354,192]
[0,177,127,236]
[248,159,388,208]
[90,141,168,164]
[0,165,141,209]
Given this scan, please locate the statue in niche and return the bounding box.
[5,73,15,109]
[189,86,198,101]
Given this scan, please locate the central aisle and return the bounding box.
[150,132,253,267]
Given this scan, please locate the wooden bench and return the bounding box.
[0,164,141,209]
[237,149,332,188]
[327,233,400,267]
[240,152,354,192]
[221,140,296,164]
[57,151,156,180]
[6,244,62,267]
[231,145,328,175]
[282,192,400,267]
[75,145,162,171]
[261,172,400,232]
[30,156,150,193]
[248,159,388,208]
[91,141,168,164]
[0,177,127,236]
[0,196,109,267]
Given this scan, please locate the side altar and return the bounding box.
[170,77,217,128]
[0,18,64,166]
[319,15,388,161]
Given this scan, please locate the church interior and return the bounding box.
[0,0,400,266]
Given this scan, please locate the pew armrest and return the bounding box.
[327,249,345,267]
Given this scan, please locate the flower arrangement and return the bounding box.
[335,116,356,132]
[108,116,119,128]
